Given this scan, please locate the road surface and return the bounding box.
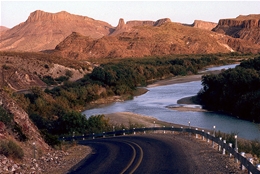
[68,134,242,174]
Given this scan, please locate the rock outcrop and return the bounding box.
[189,20,217,31]
[0,10,114,52]
[111,18,171,35]
[213,14,260,44]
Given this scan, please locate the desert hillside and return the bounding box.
[0,10,114,52]
[0,26,9,32]
[53,21,260,60]
[1,11,259,56]
[0,52,92,91]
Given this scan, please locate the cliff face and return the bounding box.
[0,10,114,52]
[213,14,260,44]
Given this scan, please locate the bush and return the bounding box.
[0,140,24,159]
[0,106,13,125]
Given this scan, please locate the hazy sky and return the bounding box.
[1,1,260,28]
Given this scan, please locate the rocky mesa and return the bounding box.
[213,14,260,44]
[0,10,114,52]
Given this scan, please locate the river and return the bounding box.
[83,64,260,141]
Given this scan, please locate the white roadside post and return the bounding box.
[218,137,222,151]
[240,152,246,170]
[163,126,165,134]
[172,126,174,134]
[188,121,191,137]
[248,158,253,174]
[133,128,136,135]
[235,135,238,163]
[154,121,156,133]
[195,128,198,139]
[92,133,95,139]
[256,164,260,171]
[212,126,216,148]
[222,140,226,155]
[207,132,210,143]
[229,143,232,157]
[113,126,115,137]
[202,130,204,140]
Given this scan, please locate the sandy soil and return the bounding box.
[147,74,203,87]
[104,112,185,128]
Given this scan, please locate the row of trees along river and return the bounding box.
[6,53,258,147]
[198,56,260,123]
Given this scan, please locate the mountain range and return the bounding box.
[0,10,259,59]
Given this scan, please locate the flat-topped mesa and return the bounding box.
[154,18,171,26]
[116,18,171,29]
[126,20,155,27]
[113,18,172,34]
[26,10,92,22]
[212,14,260,44]
[213,14,260,31]
[191,20,217,31]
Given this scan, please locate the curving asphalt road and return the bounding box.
[68,135,194,174]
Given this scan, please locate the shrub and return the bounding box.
[0,140,24,159]
[65,70,73,78]
[0,106,13,125]
[2,64,11,70]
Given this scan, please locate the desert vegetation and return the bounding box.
[10,54,233,146]
[215,131,260,158]
[198,56,260,123]
[0,139,24,160]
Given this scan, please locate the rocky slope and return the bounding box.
[53,21,260,60]
[213,14,260,44]
[0,10,114,52]
[0,26,9,33]
[0,52,91,91]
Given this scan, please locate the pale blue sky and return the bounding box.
[1,1,260,28]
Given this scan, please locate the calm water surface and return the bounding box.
[83,64,260,140]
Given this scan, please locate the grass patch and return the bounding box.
[0,140,24,160]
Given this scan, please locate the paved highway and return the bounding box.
[68,134,195,174]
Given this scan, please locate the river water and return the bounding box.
[83,64,260,141]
